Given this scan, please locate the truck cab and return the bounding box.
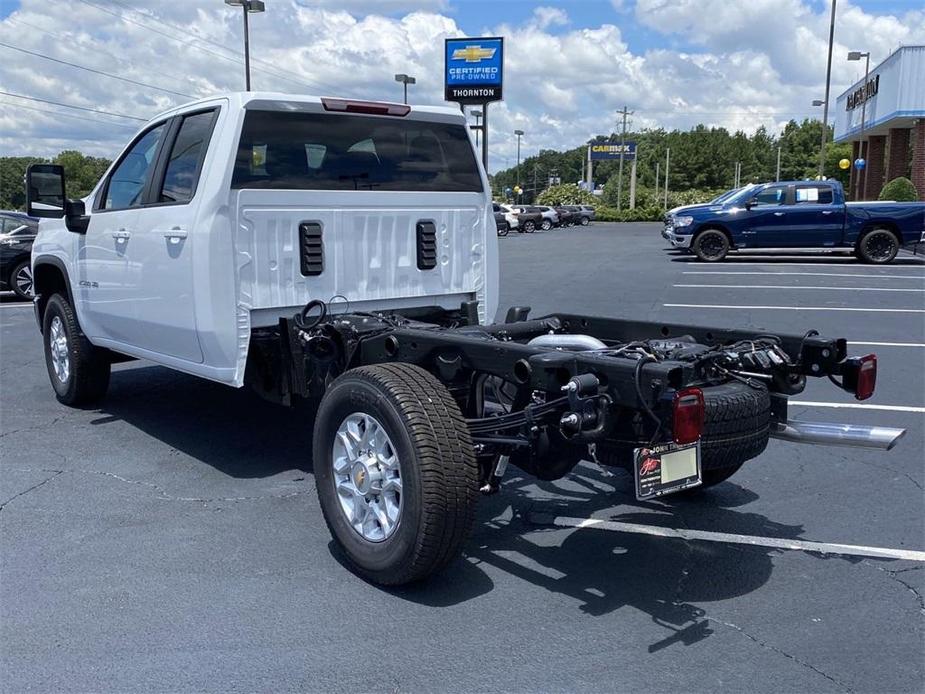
[28,93,498,386]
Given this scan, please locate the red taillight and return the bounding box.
[840,353,877,400]
[321,98,411,117]
[673,387,705,445]
[854,354,877,400]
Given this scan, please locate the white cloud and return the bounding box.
[531,6,569,30]
[1,0,923,173]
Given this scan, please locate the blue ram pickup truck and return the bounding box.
[663,180,925,264]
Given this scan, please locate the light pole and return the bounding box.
[848,50,871,200]
[394,74,416,104]
[472,109,483,147]
[224,0,265,91]
[514,129,524,201]
[818,0,837,177]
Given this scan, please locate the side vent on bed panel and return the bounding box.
[416,221,437,270]
[299,222,324,276]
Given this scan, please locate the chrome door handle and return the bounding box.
[112,229,131,241]
[773,212,785,216]
[822,210,834,215]
[162,227,188,242]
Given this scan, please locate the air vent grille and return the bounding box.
[416,221,437,270]
[299,222,324,276]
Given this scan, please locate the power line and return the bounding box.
[0,91,147,121]
[74,0,337,94]
[106,0,342,95]
[0,100,138,129]
[0,42,194,99]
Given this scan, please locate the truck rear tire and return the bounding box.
[693,229,730,262]
[42,293,110,406]
[313,363,479,585]
[857,228,899,264]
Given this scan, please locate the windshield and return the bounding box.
[232,111,483,192]
[711,187,743,204]
[725,183,762,206]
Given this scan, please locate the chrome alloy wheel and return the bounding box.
[48,316,70,384]
[15,264,33,297]
[332,413,402,542]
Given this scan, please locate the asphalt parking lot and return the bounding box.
[2,222,923,692]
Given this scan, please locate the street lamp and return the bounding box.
[848,50,871,200]
[394,74,416,104]
[514,129,524,200]
[224,0,265,91]
[472,109,483,147]
[812,99,826,106]
[817,0,837,177]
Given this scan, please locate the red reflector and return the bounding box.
[673,387,705,445]
[855,353,877,401]
[321,98,411,117]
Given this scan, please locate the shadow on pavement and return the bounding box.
[669,254,925,266]
[92,365,314,478]
[93,364,857,650]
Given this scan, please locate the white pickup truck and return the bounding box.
[27,92,904,585]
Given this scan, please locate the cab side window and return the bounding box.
[753,186,787,206]
[159,110,217,204]
[102,123,167,210]
[795,186,834,204]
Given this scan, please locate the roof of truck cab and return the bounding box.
[148,91,466,123]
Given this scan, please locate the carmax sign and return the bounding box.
[590,142,636,160]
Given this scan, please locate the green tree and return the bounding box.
[0,157,46,211]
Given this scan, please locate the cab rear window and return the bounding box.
[232,111,482,192]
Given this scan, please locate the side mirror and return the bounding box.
[25,163,89,234]
[745,198,757,210]
[26,164,66,218]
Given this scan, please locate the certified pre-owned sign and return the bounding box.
[445,37,504,104]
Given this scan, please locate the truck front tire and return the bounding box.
[313,363,479,585]
[693,229,730,262]
[42,294,110,406]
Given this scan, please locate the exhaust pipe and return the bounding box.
[528,334,608,351]
[770,420,906,451]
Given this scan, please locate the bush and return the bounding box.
[601,180,726,211]
[879,177,919,202]
[595,205,664,222]
[536,183,599,206]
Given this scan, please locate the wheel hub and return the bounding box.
[332,413,402,542]
[48,316,70,384]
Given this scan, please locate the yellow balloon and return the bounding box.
[839,158,851,170]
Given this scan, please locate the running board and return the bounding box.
[770,420,906,451]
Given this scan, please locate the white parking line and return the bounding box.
[683,271,924,280]
[789,401,925,413]
[550,517,925,562]
[664,303,925,314]
[851,341,925,348]
[675,284,925,293]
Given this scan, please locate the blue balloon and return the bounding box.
[854,158,866,170]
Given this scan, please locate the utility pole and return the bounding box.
[655,162,660,200]
[818,0,837,177]
[615,106,633,210]
[664,148,670,210]
[776,146,782,181]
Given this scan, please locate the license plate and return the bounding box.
[634,441,701,500]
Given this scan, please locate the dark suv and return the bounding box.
[0,211,39,300]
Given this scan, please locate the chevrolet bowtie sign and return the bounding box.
[445,37,504,104]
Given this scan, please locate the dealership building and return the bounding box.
[834,44,925,200]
